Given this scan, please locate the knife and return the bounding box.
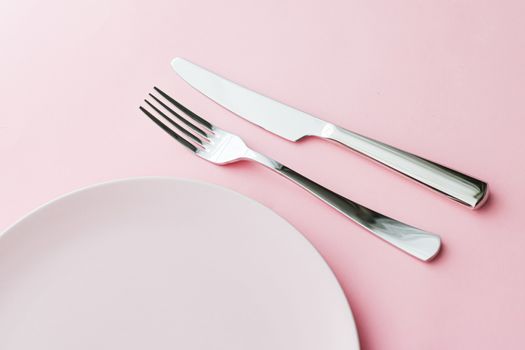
[172,57,488,209]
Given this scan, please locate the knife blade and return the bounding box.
[171,57,488,209]
[171,57,327,141]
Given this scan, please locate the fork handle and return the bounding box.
[246,151,441,261]
[321,124,488,209]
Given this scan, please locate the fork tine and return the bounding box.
[139,106,198,152]
[144,99,203,145]
[148,93,208,138]
[154,86,214,130]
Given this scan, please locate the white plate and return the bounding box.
[0,178,359,349]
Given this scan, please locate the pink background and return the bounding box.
[1,0,524,348]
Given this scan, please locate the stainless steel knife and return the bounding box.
[172,57,488,209]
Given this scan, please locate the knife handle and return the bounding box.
[320,124,488,209]
[245,148,441,261]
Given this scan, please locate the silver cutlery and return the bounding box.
[171,58,488,209]
[140,87,441,261]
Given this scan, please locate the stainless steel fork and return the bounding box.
[140,87,441,261]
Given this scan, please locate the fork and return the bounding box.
[140,87,441,261]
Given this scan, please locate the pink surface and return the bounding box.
[0,0,524,348]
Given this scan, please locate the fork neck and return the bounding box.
[244,149,282,170]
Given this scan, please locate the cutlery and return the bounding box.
[139,87,441,261]
[171,58,488,209]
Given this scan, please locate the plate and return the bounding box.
[0,177,359,349]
